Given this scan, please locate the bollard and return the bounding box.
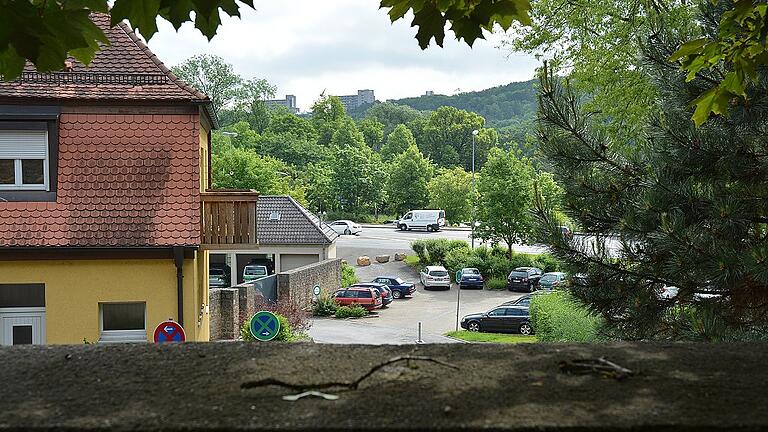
[416,321,424,344]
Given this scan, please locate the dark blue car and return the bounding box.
[371,277,417,299]
[458,268,484,289]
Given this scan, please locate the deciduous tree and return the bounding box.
[386,144,434,216]
[380,124,416,162]
[428,167,473,224]
[476,148,535,258]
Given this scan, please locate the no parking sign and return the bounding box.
[153,320,186,343]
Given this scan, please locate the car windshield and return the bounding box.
[541,274,557,282]
[210,269,224,276]
[463,269,480,275]
[430,270,448,277]
[245,267,266,276]
[509,271,529,278]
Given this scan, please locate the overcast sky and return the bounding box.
[146,0,539,112]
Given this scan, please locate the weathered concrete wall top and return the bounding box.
[1,342,766,431]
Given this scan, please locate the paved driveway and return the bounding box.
[309,260,526,344]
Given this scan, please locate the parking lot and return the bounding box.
[309,259,526,344]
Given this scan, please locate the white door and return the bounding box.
[0,308,46,346]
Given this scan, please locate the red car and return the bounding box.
[332,287,382,311]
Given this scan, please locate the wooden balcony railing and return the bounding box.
[201,190,259,246]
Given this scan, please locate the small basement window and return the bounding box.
[0,130,49,191]
[99,302,146,343]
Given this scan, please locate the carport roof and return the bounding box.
[257,196,338,245]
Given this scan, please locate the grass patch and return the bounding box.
[403,255,420,268]
[445,330,537,344]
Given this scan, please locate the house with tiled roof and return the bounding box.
[0,15,268,345]
[209,196,338,287]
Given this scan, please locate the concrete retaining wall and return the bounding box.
[1,342,766,431]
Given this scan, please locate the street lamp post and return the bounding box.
[457,129,480,332]
[471,129,479,249]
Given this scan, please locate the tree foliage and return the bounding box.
[420,106,496,170]
[670,0,768,125]
[534,3,768,339]
[380,124,416,162]
[0,0,256,80]
[386,144,434,215]
[171,54,274,119]
[428,167,473,224]
[476,148,535,257]
[379,0,532,49]
[503,0,697,141]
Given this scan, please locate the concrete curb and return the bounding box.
[442,334,470,343]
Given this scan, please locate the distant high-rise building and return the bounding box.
[425,90,434,96]
[264,94,299,114]
[335,89,375,111]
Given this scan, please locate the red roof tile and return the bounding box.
[0,112,201,247]
[0,14,208,103]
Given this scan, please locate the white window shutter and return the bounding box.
[0,130,48,159]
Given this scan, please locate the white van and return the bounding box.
[397,210,446,232]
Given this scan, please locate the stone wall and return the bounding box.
[277,258,341,309]
[208,288,239,341]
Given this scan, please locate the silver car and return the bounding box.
[328,220,363,235]
[420,265,451,290]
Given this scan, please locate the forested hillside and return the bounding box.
[391,80,537,128]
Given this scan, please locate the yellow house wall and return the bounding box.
[0,257,209,344]
[199,115,210,193]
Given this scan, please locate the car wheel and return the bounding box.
[399,224,407,231]
[519,323,533,335]
[344,228,351,235]
[426,225,433,232]
[391,290,402,299]
[468,321,481,332]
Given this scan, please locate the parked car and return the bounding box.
[371,276,417,299]
[460,306,533,335]
[247,258,275,276]
[209,267,229,288]
[397,209,446,232]
[332,287,383,311]
[538,272,568,290]
[457,268,484,289]
[350,283,393,307]
[420,265,451,290]
[328,220,362,235]
[507,267,544,292]
[500,291,552,308]
[243,264,269,282]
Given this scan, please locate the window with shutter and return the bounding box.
[0,130,49,191]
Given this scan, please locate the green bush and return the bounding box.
[411,240,429,263]
[485,278,508,290]
[335,304,368,318]
[241,313,303,342]
[312,293,338,317]
[341,263,359,288]
[410,238,469,266]
[529,291,603,342]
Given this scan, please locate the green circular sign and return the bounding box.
[249,311,281,341]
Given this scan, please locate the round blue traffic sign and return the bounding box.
[153,320,186,343]
[249,311,281,341]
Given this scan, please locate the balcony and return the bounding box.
[201,190,259,247]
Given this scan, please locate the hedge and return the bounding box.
[529,291,603,342]
[411,239,563,281]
